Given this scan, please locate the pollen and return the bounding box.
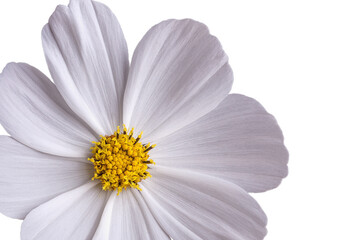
[88,125,155,194]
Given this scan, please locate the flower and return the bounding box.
[0,0,288,239]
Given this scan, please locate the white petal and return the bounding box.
[93,190,169,240]
[0,63,97,157]
[21,182,109,240]
[123,19,233,141]
[42,0,129,135]
[153,94,288,193]
[0,136,92,220]
[141,166,267,240]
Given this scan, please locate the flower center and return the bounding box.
[88,125,155,194]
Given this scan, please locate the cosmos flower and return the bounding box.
[0,0,288,239]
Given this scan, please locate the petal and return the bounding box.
[21,182,109,240]
[93,190,169,240]
[42,0,129,135]
[0,136,92,220]
[123,19,233,141]
[0,63,97,157]
[152,94,288,193]
[141,166,267,240]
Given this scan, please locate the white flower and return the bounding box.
[0,0,288,239]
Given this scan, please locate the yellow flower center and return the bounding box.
[88,125,155,194]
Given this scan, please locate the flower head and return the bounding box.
[0,0,288,239]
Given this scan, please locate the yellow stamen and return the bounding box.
[88,126,155,194]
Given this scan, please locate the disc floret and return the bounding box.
[88,125,155,194]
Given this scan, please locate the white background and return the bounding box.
[0,0,359,239]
